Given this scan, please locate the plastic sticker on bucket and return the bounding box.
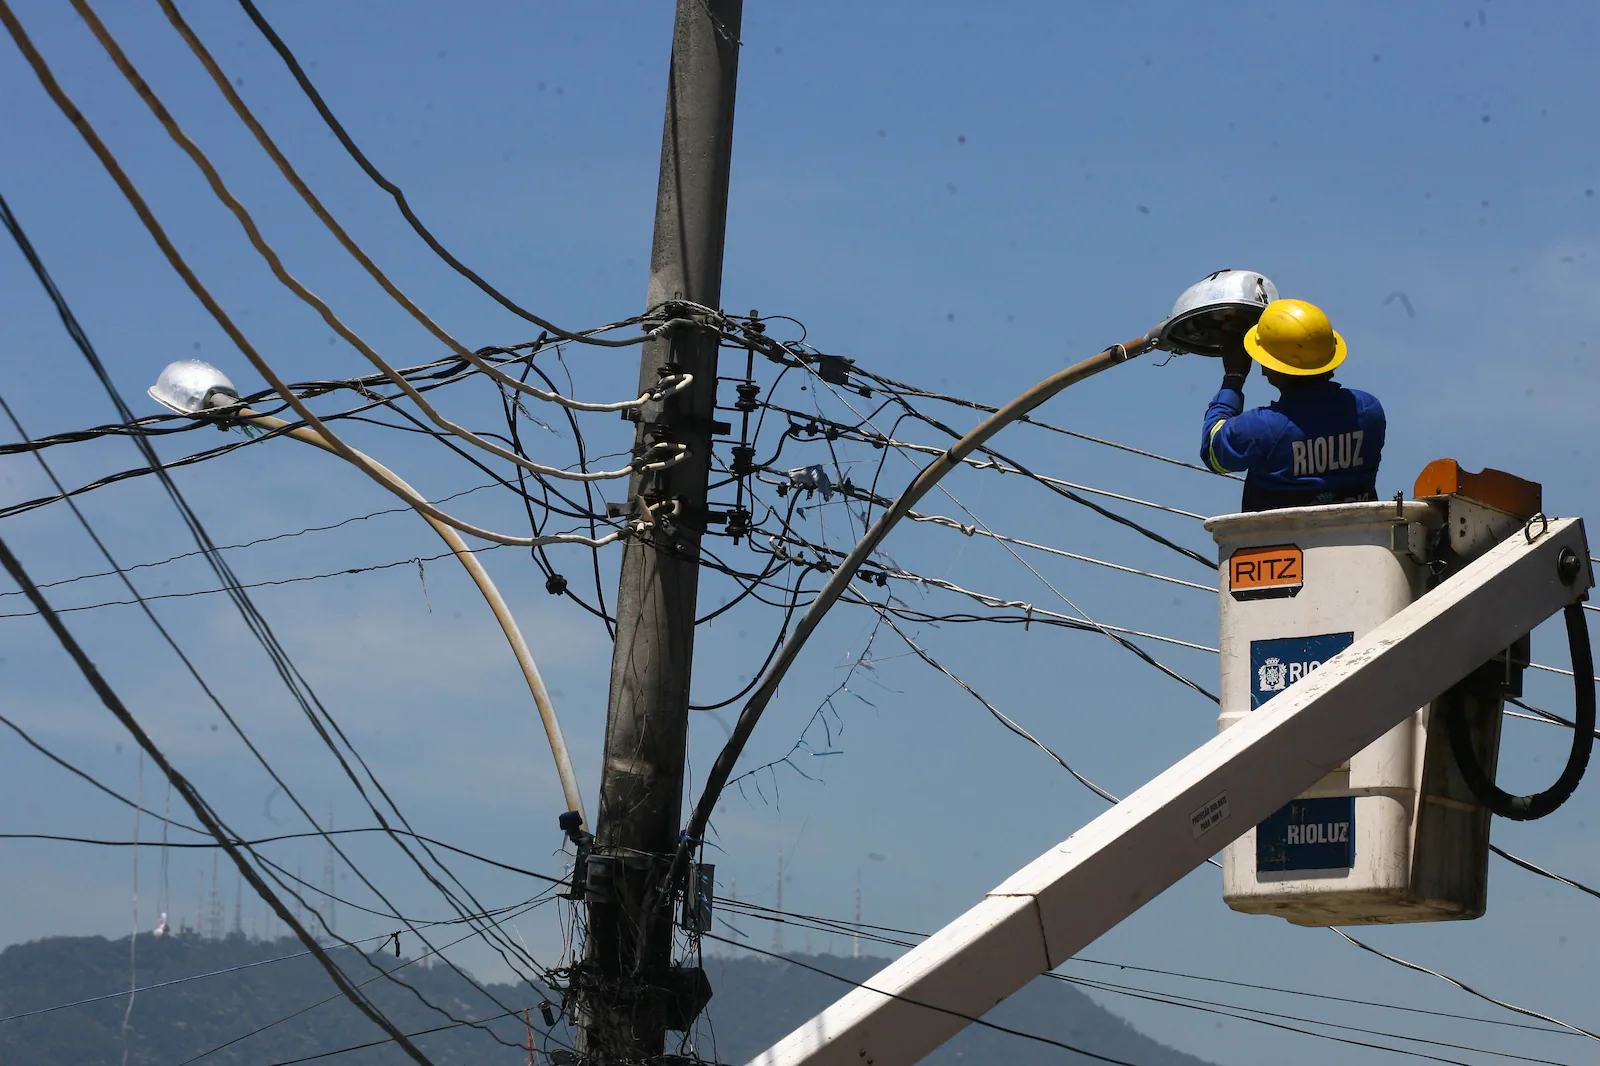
[1228,544,1304,600]
[1250,632,1354,710]
[1256,797,1356,872]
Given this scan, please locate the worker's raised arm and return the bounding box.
[1202,343,1271,474]
[1202,385,1281,474]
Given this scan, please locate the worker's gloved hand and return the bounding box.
[1220,339,1252,385]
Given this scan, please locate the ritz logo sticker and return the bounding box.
[1228,544,1303,601]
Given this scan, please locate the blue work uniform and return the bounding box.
[1201,379,1386,512]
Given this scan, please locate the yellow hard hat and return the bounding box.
[1242,299,1347,375]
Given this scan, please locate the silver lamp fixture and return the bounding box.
[148,359,240,416]
[1153,269,1279,356]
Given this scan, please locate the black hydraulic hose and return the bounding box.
[1448,603,1595,821]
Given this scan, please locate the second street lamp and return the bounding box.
[150,359,587,829]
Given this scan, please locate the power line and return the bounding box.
[2,64,575,984]
[851,365,1242,480]
[761,527,1219,656]
[713,896,1577,1039]
[719,901,1566,1065]
[698,932,1158,1066]
[764,404,1210,521]
[232,0,655,350]
[248,1007,547,1066]
[1056,972,1569,1066]
[0,544,513,620]
[77,0,672,486]
[1331,929,1600,1042]
[3,196,538,1024]
[2,175,552,995]
[0,528,438,1066]
[0,896,548,1028]
[1490,844,1600,901]
[172,895,564,1066]
[715,544,1600,1049]
[0,482,500,601]
[860,599,1122,803]
[760,473,1214,591]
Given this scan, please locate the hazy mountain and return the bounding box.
[0,932,1218,1065]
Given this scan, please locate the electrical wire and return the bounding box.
[4,29,607,995]
[852,365,1241,480]
[860,597,1122,804]
[0,543,512,620]
[1330,929,1600,1042]
[0,351,587,524]
[0,831,564,886]
[1507,697,1600,740]
[761,528,1218,655]
[233,0,658,350]
[82,0,677,476]
[0,896,549,1028]
[760,473,1214,592]
[0,530,440,1066]
[1,179,562,1001]
[0,482,500,602]
[165,0,701,426]
[2,195,538,1006]
[2,674,566,1020]
[244,1006,549,1066]
[498,350,617,630]
[713,896,1577,1038]
[1489,845,1600,902]
[1448,604,1595,820]
[6,2,619,548]
[172,895,564,1066]
[700,932,1165,1065]
[1055,972,1570,1066]
[746,466,1600,1049]
[766,404,1211,522]
[0,394,551,999]
[714,903,1574,1066]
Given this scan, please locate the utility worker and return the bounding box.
[1201,299,1385,512]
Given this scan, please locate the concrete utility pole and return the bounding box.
[579,0,742,1061]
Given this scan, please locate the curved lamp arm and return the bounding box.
[241,410,587,829]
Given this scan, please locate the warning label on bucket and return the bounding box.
[1228,544,1304,600]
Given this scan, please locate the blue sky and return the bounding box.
[2,1,1598,1063]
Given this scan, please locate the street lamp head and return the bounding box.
[1153,269,1280,357]
[149,359,240,416]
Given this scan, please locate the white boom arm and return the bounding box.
[750,517,1591,1066]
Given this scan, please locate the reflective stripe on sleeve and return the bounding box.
[1206,419,1230,474]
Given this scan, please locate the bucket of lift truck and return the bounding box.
[1207,461,1545,926]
